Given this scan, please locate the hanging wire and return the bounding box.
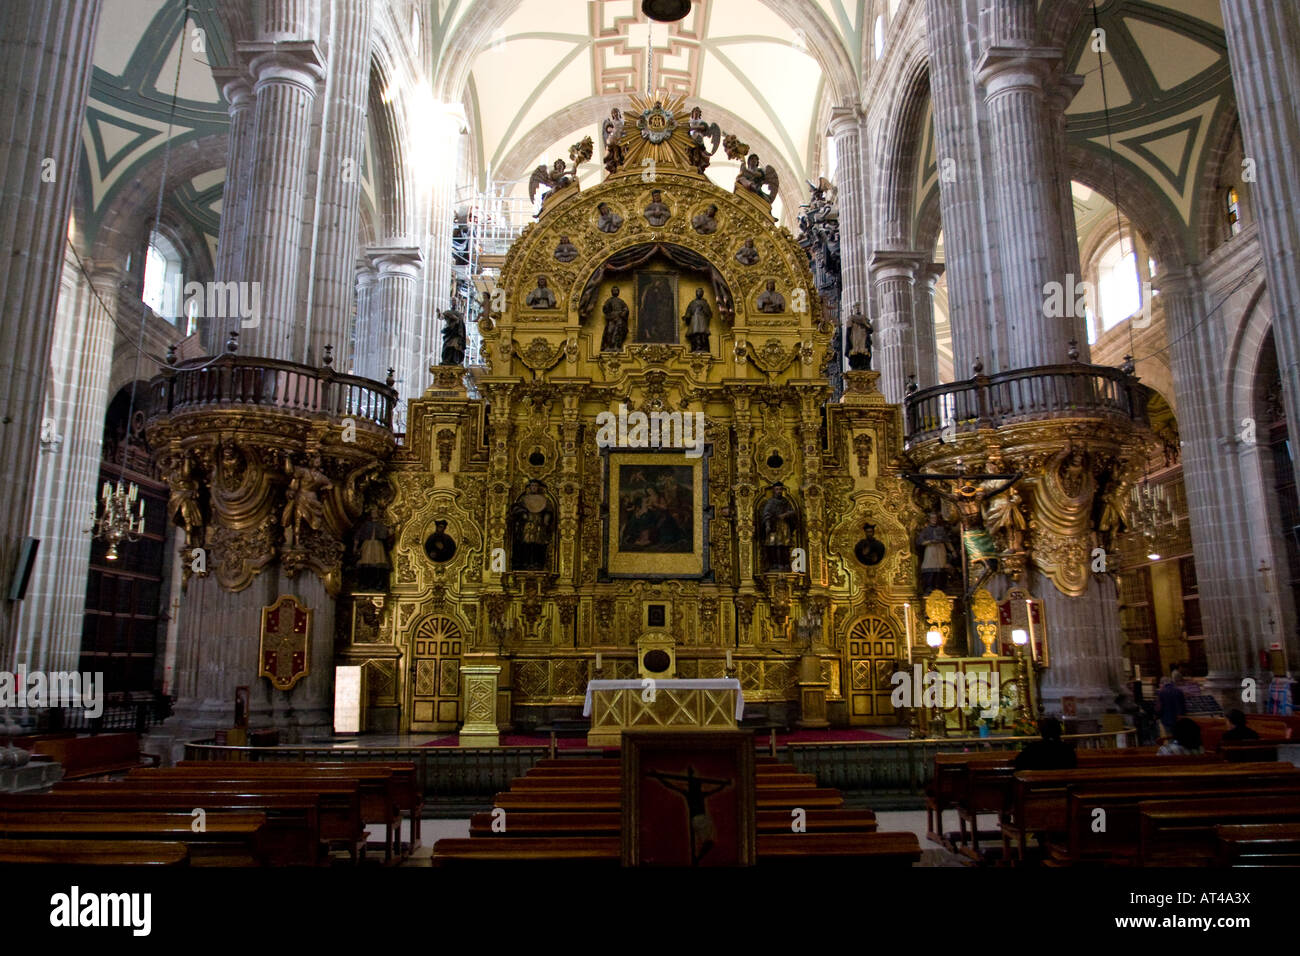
[1091,2,1141,360]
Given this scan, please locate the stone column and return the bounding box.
[1221,1,1300,493]
[975,11,1074,369]
[1047,72,1085,340]
[0,0,103,658]
[914,264,944,388]
[12,257,119,674]
[924,0,996,375]
[828,107,870,332]
[869,251,924,403]
[237,39,324,360]
[303,0,372,366]
[210,72,255,330]
[368,247,423,401]
[351,258,378,377]
[1161,268,1268,695]
[1035,573,1126,718]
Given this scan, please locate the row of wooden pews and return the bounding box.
[0,760,421,867]
[928,748,1300,866]
[432,755,922,866]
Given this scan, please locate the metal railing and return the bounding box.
[147,354,399,430]
[904,363,1151,444]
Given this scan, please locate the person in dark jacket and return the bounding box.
[1156,677,1186,734]
[1221,709,1260,742]
[1014,717,1078,770]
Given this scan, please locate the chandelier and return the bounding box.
[93,477,145,561]
[1129,478,1176,560]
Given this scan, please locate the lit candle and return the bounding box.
[904,602,914,665]
[595,651,602,671]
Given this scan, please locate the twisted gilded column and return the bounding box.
[869,251,925,403]
[237,39,324,359]
[303,0,372,365]
[1221,1,1300,497]
[0,0,102,657]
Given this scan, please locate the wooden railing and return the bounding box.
[904,363,1151,445]
[146,354,398,430]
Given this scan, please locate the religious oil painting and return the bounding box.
[634,271,678,343]
[604,451,708,578]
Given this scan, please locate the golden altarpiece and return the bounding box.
[361,97,923,732]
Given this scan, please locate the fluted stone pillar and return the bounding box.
[1035,573,1126,717]
[914,264,943,388]
[351,258,378,377]
[304,0,372,365]
[237,39,324,360]
[12,257,119,674]
[368,247,423,401]
[1047,73,1085,315]
[211,72,254,289]
[975,23,1075,369]
[1221,1,1300,495]
[1161,269,1271,695]
[828,107,870,329]
[870,252,924,403]
[924,0,997,375]
[0,0,103,658]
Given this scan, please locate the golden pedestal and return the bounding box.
[459,665,502,747]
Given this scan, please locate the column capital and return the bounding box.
[1044,71,1084,113]
[868,249,927,280]
[367,245,423,277]
[1152,265,1201,299]
[212,67,254,110]
[917,262,945,289]
[239,40,325,92]
[827,105,864,139]
[975,46,1062,98]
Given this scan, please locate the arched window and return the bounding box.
[1096,239,1141,333]
[1226,187,1242,237]
[142,230,185,328]
[873,14,885,60]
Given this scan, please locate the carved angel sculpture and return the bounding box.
[737,153,779,204]
[528,158,572,203]
[686,107,721,174]
[602,108,626,172]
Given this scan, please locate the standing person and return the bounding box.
[1155,676,1186,736]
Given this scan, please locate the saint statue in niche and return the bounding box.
[682,287,712,352]
[916,511,954,594]
[846,304,873,369]
[353,506,391,590]
[525,276,557,309]
[509,480,554,571]
[854,521,887,567]
[553,235,578,262]
[759,483,800,571]
[735,238,759,265]
[601,286,630,351]
[636,272,678,343]
[423,519,457,563]
[440,307,466,365]
[756,279,785,313]
[596,202,624,233]
[692,204,719,234]
[643,189,671,226]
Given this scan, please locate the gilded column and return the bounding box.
[13,257,119,674]
[237,38,325,359]
[0,0,103,656]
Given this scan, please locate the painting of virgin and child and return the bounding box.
[617,465,694,552]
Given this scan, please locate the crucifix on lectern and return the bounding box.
[905,462,1023,653]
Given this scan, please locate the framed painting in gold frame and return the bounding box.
[602,448,710,579]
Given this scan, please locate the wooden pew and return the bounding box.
[468,807,877,837]
[527,761,800,776]
[0,840,189,866]
[1052,783,1300,866]
[1216,823,1300,866]
[2,790,322,866]
[1139,796,1300,866]
[28,733,159,779]
[1003,763,1300,863]
[432,836,621,864]
[505,772,817,790]
[129,765,397,861]
[177,760,422,853]
[0,811,267,866]
[491,786,844,812]
[756,831,920,865]
[56,778,365,863]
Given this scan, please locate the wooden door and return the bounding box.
[846,615,898,725]
[408,615,463,732]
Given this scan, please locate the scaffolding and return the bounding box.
[450,182,538,366]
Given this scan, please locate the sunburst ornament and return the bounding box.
[611,93,699,176]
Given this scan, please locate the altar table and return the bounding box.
[582,678,744,747]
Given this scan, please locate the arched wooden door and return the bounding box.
[846,615,899,725]
[407,615,463,733]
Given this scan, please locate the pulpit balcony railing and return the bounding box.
[904,363,1151,446]
[146,353,399,431]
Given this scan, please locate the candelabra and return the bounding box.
[92,477,145,561]
[1130,477,1176,560]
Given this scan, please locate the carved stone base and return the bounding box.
[840,370,886,405]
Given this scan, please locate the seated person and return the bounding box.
[1014,716,1078,771]
[1157,716,1205,755]
[1220,708,1260,742]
